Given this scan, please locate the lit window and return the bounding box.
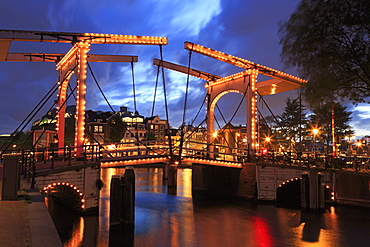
[94,125,103,133]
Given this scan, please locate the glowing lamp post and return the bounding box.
[356,142,362,155]
[312,128,319,159]
[265,137,271,149]
[213,131,218,138]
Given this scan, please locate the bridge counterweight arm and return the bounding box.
[0,30,168,45]
[2,53,139,63]
[184,41,307,85]
[153,58,221,81]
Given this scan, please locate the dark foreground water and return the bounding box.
[48,167,370,247]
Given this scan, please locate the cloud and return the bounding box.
[349,104,370,137]
[5,0,366,137]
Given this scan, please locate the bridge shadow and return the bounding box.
[300,210,326,242]
[109,226,134,247]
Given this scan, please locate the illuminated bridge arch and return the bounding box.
[206,70,258,157]
[276,178,334,208]
[42,182,85,212]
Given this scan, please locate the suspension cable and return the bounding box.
[172,94,207,153]
[1,68,75,155]
[158,45,173,158]
[130,59,140,139]
[31,84,78,150]
[257,91,298,152]
[151,59,161,117]
[179,47,193,159]
[87,61,162,155]
[257,107,289,155]
[215,75,249,135]
[131,60,137,114]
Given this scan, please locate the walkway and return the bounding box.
[0,165,62,247]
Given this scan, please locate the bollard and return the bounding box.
[1,155,21,200]
[121,167,135,228]
[110,175,122,226]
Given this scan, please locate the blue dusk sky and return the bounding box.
[0,0,369,137]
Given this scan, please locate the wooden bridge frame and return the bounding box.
[155,42,307,157]
[0,30,168,158]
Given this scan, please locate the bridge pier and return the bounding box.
[163,162,178,185]
[300,168,325,210]
[163,163,169,181]
[192,162,256,200]
[109,168,135,228]
[167,164,177,187]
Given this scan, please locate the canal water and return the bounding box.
[48,167,370,247]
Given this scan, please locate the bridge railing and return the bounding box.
[18,141,368,173]
[255,151,370,172]
[100,140,170,159]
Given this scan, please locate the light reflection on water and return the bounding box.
[48,167,370,247]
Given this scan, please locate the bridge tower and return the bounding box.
[155,42,307,158]
[0,30,168,158]
[204,70,258,157]
[53,33,168,158]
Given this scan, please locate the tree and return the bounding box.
[279,0,370,106]
[309,102,354,152]
[278,96,308,143]
[108,115,126,143]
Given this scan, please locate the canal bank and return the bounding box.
[0,173,62,247]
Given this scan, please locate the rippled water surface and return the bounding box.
[48,167,370,247]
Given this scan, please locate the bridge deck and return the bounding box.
[34,160,99,176]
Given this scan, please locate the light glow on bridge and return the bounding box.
[205,70,252,88]
[100,157,169,168]
[100,156,243,168]
[83,33,168,45]
[183,157,242,168]
[278,178,335,201]
[42,182,85,209]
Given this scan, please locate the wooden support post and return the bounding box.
[163,163,169,181]
[318,173,325,210]
[68,147,72,166]
[43,149,46,164]
[309,167,318,210]
[301,173,309,209]
[167,163,178,195]
[110,175,121,226]
[27,157,31,183]
[121,167,135,228]
[30,161,36,189]
[168,164,178,187]
[51,149,55,169]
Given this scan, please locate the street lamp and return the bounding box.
[356,141,362,155]
[265,137,271,149]
[213,131,218,138]
[312,128,319,159]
